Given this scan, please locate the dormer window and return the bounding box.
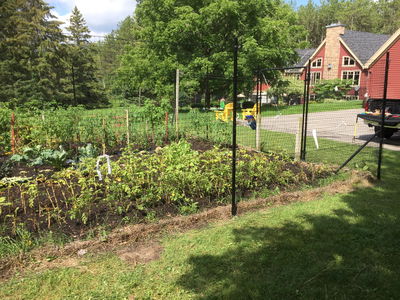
[343,56,355,66]
[311,58,322,68]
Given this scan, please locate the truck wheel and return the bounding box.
[374,126,395,139]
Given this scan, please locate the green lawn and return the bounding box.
[237,125,378,169]
[1,150,399,299]
[261,100,363,117]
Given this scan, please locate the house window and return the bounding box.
[342,70,360,85]
[311,72,321,84]
[342,56,355,66]
[311,58,322,68]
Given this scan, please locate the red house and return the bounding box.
[295,23,400,100]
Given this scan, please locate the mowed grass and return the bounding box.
[261,100,362,117]
[237,125,378,169]
[1,150,400,299]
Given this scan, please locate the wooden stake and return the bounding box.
[126,109,130,145]
[256,108,261,151]
[165,112,169,142]
[295,117,302,161]
[11,112,15,154]
[175,69,180,135]
[102,118,106,155]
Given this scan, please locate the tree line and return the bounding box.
[298,0,400,48]
[2,0,400,109]
[0,0,104,109]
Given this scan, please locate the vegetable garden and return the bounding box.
[0,103,335,250]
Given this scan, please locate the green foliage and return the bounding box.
[269,76,304,103]
[78,144,99,161]
[298,0,399,48]
[10,146,67,169]
[96,16,137,96]
[0,141,330,236]
[313,79,353,100]
[0,2,106,109]
[0,107,12,153]
[115,0,306,105]
[0,0,68,109]
[65,7,106,107]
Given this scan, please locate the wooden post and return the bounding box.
[295,117,302,161]
[102,118,106,155]
[175,69,180,135]
[256,75,261,151]
[126,109,130,145]
[11,112,16,154]
[165,112,169,142]
[256,105,261,151]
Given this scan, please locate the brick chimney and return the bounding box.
[324,23,345,79]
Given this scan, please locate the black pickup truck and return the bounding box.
[357,99,400,139]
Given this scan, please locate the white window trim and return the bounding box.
[311,71,321,84]
[342,56,355,66]
[311,58,322,68]
[342,70,360,85]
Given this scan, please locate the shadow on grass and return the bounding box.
[177,153,400,299]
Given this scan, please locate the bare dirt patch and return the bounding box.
[118,242,163,266]
[0,170,373,281]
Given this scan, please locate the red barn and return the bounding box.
[294,24,400,100]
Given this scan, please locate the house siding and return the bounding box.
[301,45,325,81]
[338,43,367,98]
[368,38,400,99]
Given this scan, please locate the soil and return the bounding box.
[0,170,373,282]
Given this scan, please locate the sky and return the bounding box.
[48,0,137,38]
[48,0,314,38]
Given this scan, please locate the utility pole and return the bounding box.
[175,69,180,134]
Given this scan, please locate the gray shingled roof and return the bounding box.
[285,48,316,73]
[295,48,316,67]
[291,30,391,69]
[341,30,391,64]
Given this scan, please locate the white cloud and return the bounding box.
[49,0,136,37]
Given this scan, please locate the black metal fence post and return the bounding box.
[377,52,390,180]
[300,65,308,160]
[232,37,239,216]
[301,60,311,161]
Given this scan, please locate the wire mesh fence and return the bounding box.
[1,53,397,185]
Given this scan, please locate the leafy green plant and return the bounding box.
[10,145,67,169]
[313,79,353,100]
[0,141,332,238]
[78,144,99,161]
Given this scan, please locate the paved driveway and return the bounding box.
[258,108,400,151]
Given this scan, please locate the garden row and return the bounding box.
[0,104,234,156]
[0,141,332,239]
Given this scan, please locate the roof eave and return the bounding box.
[338,37,365,69]
[303,39,326,67]
[365,28,400,68]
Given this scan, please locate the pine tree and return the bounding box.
[0,0,68,109]
[66,7,105,107]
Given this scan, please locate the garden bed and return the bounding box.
[0,140,332,240]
